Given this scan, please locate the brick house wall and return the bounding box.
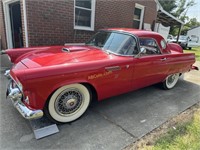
[0,0,157,48]
[135,0,157,27]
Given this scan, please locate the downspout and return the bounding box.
[23,0,29,47]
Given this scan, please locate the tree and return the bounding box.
[181,18,200,34]
[175,0,195,22]
[158,0,177,13]
[158,0,198,35]
[159,0,196,22]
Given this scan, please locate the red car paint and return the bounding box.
[5,28,196,111]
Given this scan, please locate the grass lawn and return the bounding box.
[143,109,200,150]
[184,47,200,61]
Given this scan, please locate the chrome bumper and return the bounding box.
[7,79,43,120]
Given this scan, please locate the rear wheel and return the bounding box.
[45,84,90,123]
[189,47,192,50]
[162,73,180,90]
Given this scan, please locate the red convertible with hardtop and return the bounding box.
[1,28,198,123]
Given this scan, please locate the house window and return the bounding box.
[74,0,96,31]
[133,3,145,29]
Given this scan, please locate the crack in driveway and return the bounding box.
[90,108,138,139]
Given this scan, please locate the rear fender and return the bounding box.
[168,43,183,53]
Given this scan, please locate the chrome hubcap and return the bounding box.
[55,89,83,116]
[66,98,77,109]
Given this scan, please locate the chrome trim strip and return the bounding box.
[105,50,136,57]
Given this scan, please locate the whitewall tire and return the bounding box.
[163,73,180,90]
[46,84,90,123]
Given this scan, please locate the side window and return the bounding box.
[139,38,161,55]
[160,39,167,49]
[119,36,139,55]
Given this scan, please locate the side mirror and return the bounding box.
[135,47,146,58]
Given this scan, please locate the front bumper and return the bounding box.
[6,76,43,120]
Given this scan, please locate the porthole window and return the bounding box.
[161,40,167,49]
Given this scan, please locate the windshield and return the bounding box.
[86,31,139,55]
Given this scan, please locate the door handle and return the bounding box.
[105,66,121,71]
[160,57,167,61]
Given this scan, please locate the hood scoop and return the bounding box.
[62,47,70,53]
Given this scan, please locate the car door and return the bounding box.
[131,38,169,90]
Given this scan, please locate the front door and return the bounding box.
[132,55,168,90]
[9,1,23,48]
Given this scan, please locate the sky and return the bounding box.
[187,0,200,22]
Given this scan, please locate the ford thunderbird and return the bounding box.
[1,28,198,123]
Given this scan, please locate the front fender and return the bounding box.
[4,48,38,63]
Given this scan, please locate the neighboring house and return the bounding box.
[0,0,182,50]
[187,26,200,48]
[0,0,158,50]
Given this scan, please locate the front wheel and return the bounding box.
[45,84,91,123]
[162,73,180,90]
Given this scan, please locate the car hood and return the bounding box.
[20,45,109,68]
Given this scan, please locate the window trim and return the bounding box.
[74,0,96,31]
[133,3,145,29]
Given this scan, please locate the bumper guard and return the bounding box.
[7,79,43,120]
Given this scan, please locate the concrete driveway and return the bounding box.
[0,62,200,150]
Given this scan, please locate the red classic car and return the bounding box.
[2,28,198,123]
